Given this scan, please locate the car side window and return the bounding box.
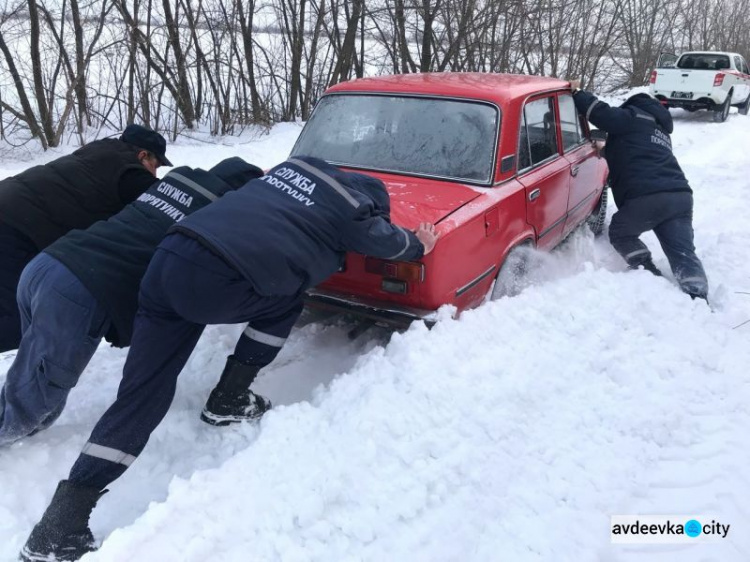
[523,97,559,166]
[741,58,750,75]
[558,94,584,151]
[734,56,743,72]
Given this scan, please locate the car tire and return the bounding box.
[489,243,533,300]
[739,93,750,116]
[586,186,608,236]
[713,93,731,122]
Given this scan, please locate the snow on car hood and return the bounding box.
[378,175,483,230]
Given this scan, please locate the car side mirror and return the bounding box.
[590,129,607,142]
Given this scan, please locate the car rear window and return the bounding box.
[291,94,499,184]
[677,53,731,70]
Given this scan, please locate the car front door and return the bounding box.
[517,95,571,251]
[558,93,602,235]
[733,56,750,100]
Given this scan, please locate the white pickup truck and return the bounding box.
[649,51,750,122]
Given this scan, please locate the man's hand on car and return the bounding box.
[415,222,438,255]
[569,79,581,92]
[593,139,606,158]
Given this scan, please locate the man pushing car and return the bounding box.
[0,157,263,448]
[19,156,438,561]
[570,80,709,302]
[0,125,171,352]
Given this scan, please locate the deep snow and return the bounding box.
[1,104,749,562]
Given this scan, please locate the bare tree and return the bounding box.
[0,11,46,144]
[328,0,363,85]
[2,0,749,149]
[235,0,265,123]
[616,0,680,87]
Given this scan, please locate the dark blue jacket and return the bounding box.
[572,91,691,207]
[45,158,262,347]
[173,157,425,296]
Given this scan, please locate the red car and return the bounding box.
[293,73,609,326]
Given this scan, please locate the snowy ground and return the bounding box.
[1,104,750,562]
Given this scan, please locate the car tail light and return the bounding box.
[714,73,725,86]
[365,257,424,282]
[649,70,657,84]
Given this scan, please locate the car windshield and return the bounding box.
[678,53,731,70]
[291,94,500,184]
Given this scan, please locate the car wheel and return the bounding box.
[739,93,750,116]
[586,186,608,236]
[490,243,533,300]
[713,94,731,122]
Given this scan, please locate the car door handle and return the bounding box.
[570,165,580,177]
[528,188,541,201]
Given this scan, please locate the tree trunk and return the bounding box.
[0,29,47,146]
[161,0,196,127]
[27,0,54,146]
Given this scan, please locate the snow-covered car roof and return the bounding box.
[325,73,570,107]
[679,51,743,58]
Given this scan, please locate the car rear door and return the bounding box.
[558,93,601,235]
[517,95,571,251]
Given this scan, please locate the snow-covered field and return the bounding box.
[1,103,749,562]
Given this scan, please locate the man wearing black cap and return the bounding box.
[0,157,261,449]
[0,124,171,353]
[569,81,708,302]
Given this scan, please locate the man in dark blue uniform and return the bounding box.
[0,125,171,352]
[20,157,438,561]
[0,157,262,447]
[570,81,708,301]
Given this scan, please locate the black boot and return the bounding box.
[200,356,272,426]
[20,480,104,562]
[641,260,663,277]
[687,291,709,305]
[629,259,662,277]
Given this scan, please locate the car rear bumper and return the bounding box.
[305,288,439,328]
[653,93,722,110]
